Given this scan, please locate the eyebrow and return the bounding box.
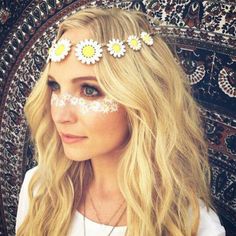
[48,75,97,83]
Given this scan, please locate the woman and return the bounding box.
[16,7,225,236]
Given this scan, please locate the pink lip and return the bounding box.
[60,133,87,144]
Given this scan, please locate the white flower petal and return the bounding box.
[107,39,126,58]
[140,32,154,46]
[49,38,71,62]
[127,35,142,51]
[75,39,103,64]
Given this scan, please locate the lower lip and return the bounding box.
[61,135,87,144]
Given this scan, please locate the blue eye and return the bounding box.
[81,84,100,97]
[47,80,60,91]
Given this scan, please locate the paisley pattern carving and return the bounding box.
[225,135,236,155]
[186,63,205,85]
[218,68,236,98]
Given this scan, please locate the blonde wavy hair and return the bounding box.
[17,7,212,236]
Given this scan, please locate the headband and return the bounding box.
[47,31,156,64]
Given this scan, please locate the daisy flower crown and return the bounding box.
[47,31,156,65]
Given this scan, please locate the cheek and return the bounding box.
[85,107,129,141]
[50,101,129,144]
[50,106,55,119]
[50,105,58,124]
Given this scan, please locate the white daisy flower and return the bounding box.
[50,94,57,105]
[58,100,66,107]
[140,32,153,46]
[91,101,103,112]
[75,39,103,64]
[71,97,79,105]
[103,98,119,112]
[78,98,86,106]
[62,93,72,101]
[80,103,90,114]
[127,35,141,51]
[110,103,119,112]
[49,39,71,62]
[107,39,126,58]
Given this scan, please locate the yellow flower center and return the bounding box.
[55,44,65,56]
[130,39,138,47]
[112,44,121,53]
[144,35,150,42]
[82,45,95,58]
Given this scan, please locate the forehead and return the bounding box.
[61,28,92,44]
[48,28,97,81]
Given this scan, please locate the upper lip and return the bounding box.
[61,133,87,138]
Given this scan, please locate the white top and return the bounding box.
[16,166,226,236]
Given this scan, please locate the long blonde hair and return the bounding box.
[17,7,211,236]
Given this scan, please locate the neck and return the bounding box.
[79,153,127,227]
[89,153,123,199]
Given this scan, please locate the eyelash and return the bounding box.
[47,80,59,91]
[81,83,100,97]
[47,80,101,98]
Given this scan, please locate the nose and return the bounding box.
[51,103,78,124]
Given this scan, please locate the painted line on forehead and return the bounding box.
[47,74,98,83]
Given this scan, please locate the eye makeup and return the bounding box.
[47,80,103,99]
[50,93,119,114]
[80,83,101,97]
[47,80,60,92]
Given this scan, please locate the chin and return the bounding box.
[64,149,90,162]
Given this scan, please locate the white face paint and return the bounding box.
[50,93,119,114]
